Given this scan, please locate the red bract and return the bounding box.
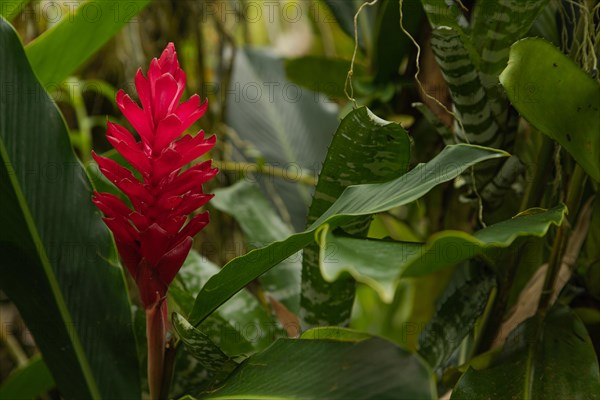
[92,43,217,309]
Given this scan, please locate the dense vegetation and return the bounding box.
[0,0,599,399]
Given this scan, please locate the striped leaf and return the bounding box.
[420,0,469,31]
[300,106,411,327]
[429,27,502,148]
[472,0,550,106]
[418,266,495,370]
[172,314,239,388]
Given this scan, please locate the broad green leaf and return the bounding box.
[317,205,566,300]
[189,144,507,326]
[25,0,150,87]
[201,337,436,399]
[317,224,421,303]
[0,19,139,399]
[500,38,600,181]
[301,106,411,327]
[284,56,366,99]
[211,181,300,312]
[452,305,600,399]
[0,0,29,20]
[0,355,54,399]
[226,48,338,230]
[418,266,495,370]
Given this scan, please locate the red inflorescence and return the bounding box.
[92,43,217,309]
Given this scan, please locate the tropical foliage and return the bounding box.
[0,0,599,399]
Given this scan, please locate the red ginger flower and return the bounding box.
[92,43,217,309]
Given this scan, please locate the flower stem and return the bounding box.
[146,298,166,400]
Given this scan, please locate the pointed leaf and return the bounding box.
[0,18,139,399]
[226,48,338,230]
[301,106,411,327]
[170,250,275,355]
[25,0,151,87]
[172,313,238,382]
[189,144,508,326]
[317,205,565,300]
[418,267,495,370]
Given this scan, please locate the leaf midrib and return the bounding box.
[0,138,101,400]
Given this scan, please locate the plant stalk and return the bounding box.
[538,164,587,313]
[521,135,554,210]
[146,298,167,400]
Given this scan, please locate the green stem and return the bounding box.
[538,164,587,313]
[521,135,554,210]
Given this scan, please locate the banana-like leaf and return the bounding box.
[452,305,600,398]
[211,181,300,312]
[25,0,150,87]
[500,38,600,182]
[226,48,338,230]
[188,144,507,327]
[0,19,139,399]
[317,205,566,302]
[301,106,411,327]
[200,336,436,399]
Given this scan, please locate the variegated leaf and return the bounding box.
[300,106,411,327]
